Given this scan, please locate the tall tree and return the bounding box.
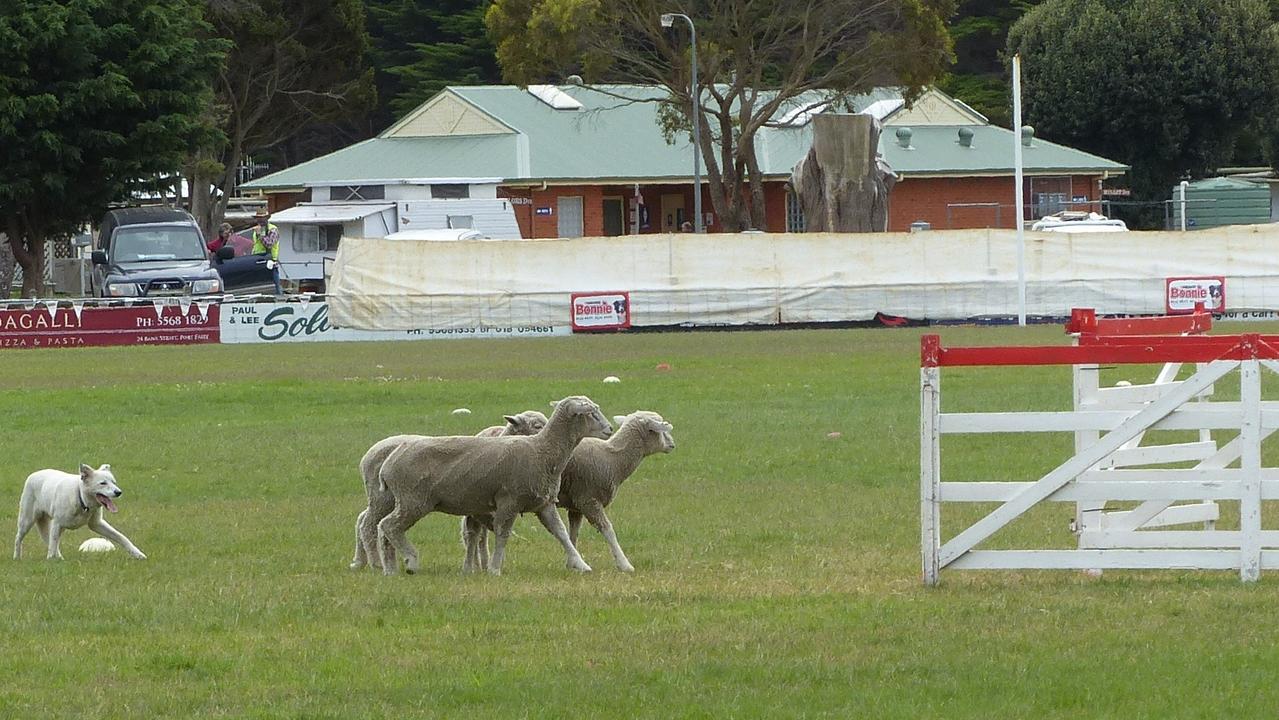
[0,0,222,297]
[188,0,375,237]
[366,0,501,130]
[487,0,954,232]
[938,0,1041,127]
[1008,0,1279,203]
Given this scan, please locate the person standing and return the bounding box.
[251,209,281,294]
[207,222,234,259]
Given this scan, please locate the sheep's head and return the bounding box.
[550,396,613,439]
[615,411,676,454]
[503,410,549,436]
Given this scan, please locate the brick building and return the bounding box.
[244,84,1126,236]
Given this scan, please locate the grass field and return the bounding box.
[5,323,1279,718]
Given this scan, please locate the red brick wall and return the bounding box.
[888,175,1101,231]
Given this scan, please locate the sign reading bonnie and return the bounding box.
[1166,276,1225,314]
[221,301,567,344]
[571,292,631,331]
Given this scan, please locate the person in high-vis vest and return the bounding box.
[251,208,281,295]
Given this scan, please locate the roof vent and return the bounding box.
[895,127,913,149]
[527,84,582,110]
[957,127,974,148]
[1021,125,1035,147]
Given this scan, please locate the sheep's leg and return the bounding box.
[487,512,518,576]
[361,490,396,570]
[583,505,634,572]
[377,502,426,576]
[461,516,485,573]
[351,509,368,569]
[477,524,489,572]
[567,509,584,547]
[535,504,592,573]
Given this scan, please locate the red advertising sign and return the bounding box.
[571,292,631,331]
[0,303,221,349]
[1165,276,1225,315]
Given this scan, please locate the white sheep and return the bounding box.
[463,411,675,572]
[349,410,549,571]
[377,396,612,575]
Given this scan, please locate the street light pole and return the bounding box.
[661,12,702,233]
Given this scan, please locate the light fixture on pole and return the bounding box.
[660,12,702,233]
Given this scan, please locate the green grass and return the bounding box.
[4,324,1279,718]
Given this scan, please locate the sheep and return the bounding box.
[475,410,547,437]
[463,411,675,573]
[349,410,549,571]
[377,395,612,576]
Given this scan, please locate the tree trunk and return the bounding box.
[13,236,45,298]
[0,234,14,300]
[792,114,897,233]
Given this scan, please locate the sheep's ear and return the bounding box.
[79,464,93,481]
[613,415,627,426]
[503,415,519,426]
[99,463,111,472]
[548,400,559,409]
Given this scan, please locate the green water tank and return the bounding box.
[1169,177,1271,230]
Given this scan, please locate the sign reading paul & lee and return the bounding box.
[221,301,567,344]
[1165,276,1226,314]
[571,292,631,331]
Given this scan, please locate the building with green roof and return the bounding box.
[243,84,1127,236]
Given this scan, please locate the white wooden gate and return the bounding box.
[921,310,1279,584]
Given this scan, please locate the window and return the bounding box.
[447,215,474,229]
[291,224,343,253]
[339,185,385,201]
[557,196,584,238]
[431,184,469,199]
[112,226,206,262]
[785,188,806,233]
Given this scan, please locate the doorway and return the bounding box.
[557,196,584,237]
[660,193,685,231]
[602,197,624,236]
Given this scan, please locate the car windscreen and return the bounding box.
[112,225,206,263]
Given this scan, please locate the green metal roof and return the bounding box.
[244,84,1126,190]
[242,134,521,189]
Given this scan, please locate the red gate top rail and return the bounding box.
[920,306,1279,368]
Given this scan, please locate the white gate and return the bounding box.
[921,310,1279,584]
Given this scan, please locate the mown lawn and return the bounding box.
[3,323,1279,718]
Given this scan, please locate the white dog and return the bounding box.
[14,464,146,560]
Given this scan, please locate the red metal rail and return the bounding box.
[921,307,1279,368]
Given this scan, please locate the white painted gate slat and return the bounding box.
[936,361,1237,568]
[1100,501,1219,531]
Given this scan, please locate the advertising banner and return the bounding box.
[0,302,219,349]
[1166,276,1226,314]
[571,292,631,331]
[221,301,568,344]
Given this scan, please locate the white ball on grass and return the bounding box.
[79,538,115,553]
[603,376,621,384]
[451,408,472,416]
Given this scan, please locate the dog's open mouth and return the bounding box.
[95,494,118,513]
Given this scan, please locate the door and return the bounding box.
[557,196,584,237]
[660,193,685,231]
[602,197,624,236]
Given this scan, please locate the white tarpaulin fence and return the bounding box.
[328,226,1279,331]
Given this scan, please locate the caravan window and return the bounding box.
[339,185,385,201]
[292,224,343,253]
[447,215,474,229]
[431,184,469,199]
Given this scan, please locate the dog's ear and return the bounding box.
[79,464,93,481]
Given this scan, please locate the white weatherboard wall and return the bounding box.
[328,225,1279,331]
